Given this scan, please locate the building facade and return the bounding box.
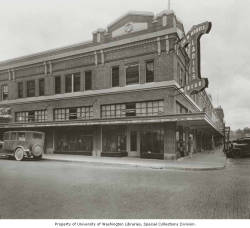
[0,10,224,159]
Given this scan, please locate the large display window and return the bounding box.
[140,128,164,159]
[55,129,93,155]
[102,126,127,157]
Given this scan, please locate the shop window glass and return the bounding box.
[102,127,126,153]
[55,132,93,153]
[141,129,164,154]
[130,131,137,151]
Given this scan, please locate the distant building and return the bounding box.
[0,9,225,159]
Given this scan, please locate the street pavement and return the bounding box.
[43,148,226,171]
[0,155,250,219]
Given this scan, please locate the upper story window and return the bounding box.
[15,110,48,123]
[27,80,35,97]
[101,100,164,119]
[85,71,92,91]
[18,82,23,98]
[39,78,45,96]
[126,64,139,85]
[74,73,81,92]
[55,76,61,94]
[65,73,81,93]
[54,106,93,121]
[111,66,119,87]
[146,61,154,83]
[2,84,8,101]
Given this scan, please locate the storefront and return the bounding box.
[53,127,93,156]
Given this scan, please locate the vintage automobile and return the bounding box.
[0,131,45,161]
[226,137,250,158]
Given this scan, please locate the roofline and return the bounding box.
[107,11,154,28]
[0,27,179,70]
[0,40,92,67]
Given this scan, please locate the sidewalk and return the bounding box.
[43,148,226,171]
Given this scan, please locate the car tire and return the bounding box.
[14,148,24,161]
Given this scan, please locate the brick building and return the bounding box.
[0,10,224,159]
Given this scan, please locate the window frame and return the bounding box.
[145,60,154,83]
[26,80,36,97]
[54,76,61,94]
[85,71,92,91]
[2,84,8,100]
[15,110,48,123]
[111,66,120,87]
[17,81,23,98]
[39,78,45,96]
[125,64,140,86]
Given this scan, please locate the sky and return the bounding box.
[0,0,249,130]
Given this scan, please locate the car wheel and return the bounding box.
[14,148,24,161]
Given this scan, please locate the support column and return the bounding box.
[126,126,131,156]
[137,131,141,158]
[93,126,102,157]
[164,122,177,160]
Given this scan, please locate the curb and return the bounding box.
[42,157,227,171]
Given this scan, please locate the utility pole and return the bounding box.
[168,0,171,10]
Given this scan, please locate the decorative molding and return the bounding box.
[11,70,15,80]
[100,50,104,64]
[44,62,47,75]
[112,22,148,38]
[104,38,156,54]
[165,35,170,53]
[48,61,53,75]
[94,51,98,65]
[157,37,161,55]
[107,11,154,29]
[8,70,11,81]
